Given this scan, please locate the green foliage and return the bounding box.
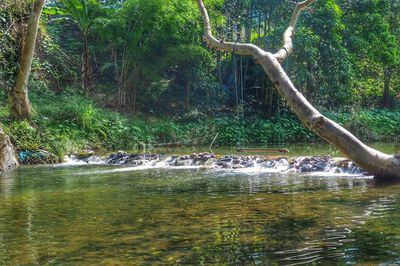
[88,0,222,112]
[5,121,43,151]
[46,0,101,33]
[345,109,400,142]
[1,87,398,162]
[343,0,400,66]
[290,0,354,107]
[0,2,29,93]
[1,0,399,162]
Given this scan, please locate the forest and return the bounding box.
[0,0,399,159]
[1,0,400,264]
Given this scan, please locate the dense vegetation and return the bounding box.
[0,0,399,160]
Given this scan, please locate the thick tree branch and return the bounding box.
[197,0,264,57]
[274,0,316,62]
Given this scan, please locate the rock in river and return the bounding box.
[0,128,18,172]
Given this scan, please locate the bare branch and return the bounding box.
[196,0,264,57]
[274,0,316,62]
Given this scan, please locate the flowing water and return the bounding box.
[1,143,400,265]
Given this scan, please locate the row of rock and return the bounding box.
[106,151,160,165]
[292,156,332,173]
[171,153,216,166]
[102,152,366,174]
[216,155,260,169]
[17,149,366,175]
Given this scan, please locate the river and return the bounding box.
[0,143,399,265]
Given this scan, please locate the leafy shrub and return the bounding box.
[6,121,44,151]
[1,89,399,162]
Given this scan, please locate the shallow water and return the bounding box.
[1,161,400,265]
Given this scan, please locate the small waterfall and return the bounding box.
[62,152,369,176]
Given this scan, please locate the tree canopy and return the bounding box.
[0,0,399,160]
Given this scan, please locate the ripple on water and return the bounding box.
[0,165,400,265]
[272,195,398,265]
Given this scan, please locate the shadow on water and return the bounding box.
[0,161,400,264]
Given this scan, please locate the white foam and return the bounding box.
[57,155,370,178]
[53,156,106,167]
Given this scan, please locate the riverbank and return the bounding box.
[0,92,399,163]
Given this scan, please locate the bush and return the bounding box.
[1,88,398,162]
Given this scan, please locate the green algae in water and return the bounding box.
[0,165,400,265]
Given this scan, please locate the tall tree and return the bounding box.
[49,0,100,96]
[98,0,204,112]
[9,0,45,120]
[197,0,400,179]
[342,0,400,108]
[291,0,353,107]
[108,0,166,111]
[382,0,400,107]
[163,45,213,110]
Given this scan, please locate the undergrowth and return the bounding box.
[0,90,399,161]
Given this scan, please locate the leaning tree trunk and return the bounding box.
[9,0,45,120]
[197,0,400,179]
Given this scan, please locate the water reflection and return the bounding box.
[273,195,397,265]
[0,165,399,264]
[0,175,15,196]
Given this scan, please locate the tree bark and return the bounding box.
[185,73,192,111]
[306,61,316,103]
[118,59,138,112]
[216,51,223,88]
[82,32,93,97]
[383,66,392,108]
[197,0,400,179]
[9,0,45,120]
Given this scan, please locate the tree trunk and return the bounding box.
[118,50,128,110]
[185,73,192,110]
[117,55,139,113]
[0,127,18,173]
[216,51,223,88]
[131,79,137,113]
[306,61,316,103]
[9,0,45,120]
[82,33,92,97]
[267,86,273,118]
[382,66,392,108]
[197,0,400,179]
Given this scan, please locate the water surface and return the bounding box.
[1,144,400,265]
[1,167,400,265]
